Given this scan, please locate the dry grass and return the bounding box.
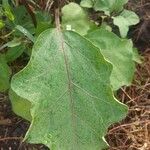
[106,49,150,150]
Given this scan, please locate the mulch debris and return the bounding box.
[106,49,150,150]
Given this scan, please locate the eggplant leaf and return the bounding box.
[62,2,95,35]
[9,89,32,121]
[86,29,135,90]
[11,28,127,149]
[80,0,128,15]
[113,9,139,38]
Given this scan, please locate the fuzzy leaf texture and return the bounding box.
[113,9,139,38]
[9,89,32,121]
[11,28,128,150]
[80,0,128,15]
[62,2,95,35]
[86,29,136,90]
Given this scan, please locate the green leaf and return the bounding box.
[0,19,5,29]
[0,6,3,16]
[86,29,135,90]
[35,11,52,36]
[13,6,33,29]
[80,0,93,8]
[101,22,112,32]
[11,28,127,149]
[132,47,142,64]
[9,89,32,121]
[0,54,11,92]
[62,2,95,35]
[5,45,24,63]
[113,9,139,38]
[2,0,15,21]
[35,22,51,36]
[80,0,128,15]
[15,25,35,42]
[0,38,22,51]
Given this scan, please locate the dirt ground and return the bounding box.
[0,0,150,150]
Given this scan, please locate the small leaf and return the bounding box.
[0,20,5,29]
[0,54,11,92]
[35,22,51,36]
[101,22,112,32]
[62,2,95,35]
[13,6,35,33]
[2,0,15,21]
[15,25,35,42]
[5,45,24,63]
[80,0,128,15]
[80,0,93,8]
[35,11,52,36]
[4,9,15,21]
[113,9,139,38]
[11,28,127,149]
[132,48,142,64]
[0,38,22,51]
[86,29,135,90]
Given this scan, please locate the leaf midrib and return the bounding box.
[57,30,77,146]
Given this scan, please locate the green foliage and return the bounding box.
[0,38,22,51]
[5,45,24,62]
[113,9,139,37]
[62,2,95,35]
[13,5,34,31]
[35,11,52,36]
[11,28,128,149]
[9,89,32,121]
[0,54,11,91]
[85,29,135,90]
[15,25,35,42]
[132,47,142,64]
[2,0,14,21]
[80,0,128,15]
[80,0,93,8]
[80,0,139,37]
[0,19,4,28]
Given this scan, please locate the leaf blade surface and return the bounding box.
[11,28,127,149]
[85,29,135,90]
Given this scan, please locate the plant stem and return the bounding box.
[55,8,61,30]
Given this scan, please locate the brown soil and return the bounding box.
[0,0,150,150]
